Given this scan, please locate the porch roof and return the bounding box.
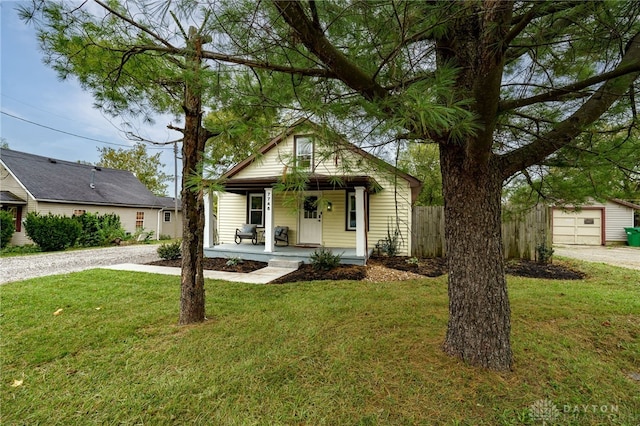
[0,191,27,205]
[222,174,382,195]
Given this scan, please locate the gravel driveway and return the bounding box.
[553,245,640,271]
[0,245,160,285]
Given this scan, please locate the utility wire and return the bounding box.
[1,110,173,150]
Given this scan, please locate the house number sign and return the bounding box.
[266,191,271,211]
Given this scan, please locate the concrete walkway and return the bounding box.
[0,245,298,285]
[553,245,640,271]
[104,263,298,284]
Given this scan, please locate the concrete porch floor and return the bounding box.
[204,243,372,265]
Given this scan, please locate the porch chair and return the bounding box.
[235,224,258,245]
[274,226,289,246]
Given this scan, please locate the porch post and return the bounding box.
[203,192,214,248]
[264,188,274,253]
[355,186,366,257]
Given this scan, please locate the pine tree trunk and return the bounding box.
[440,143,512,371]
[179,30,206,325]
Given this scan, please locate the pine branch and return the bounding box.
[499,32,640,179]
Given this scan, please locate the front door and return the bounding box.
[299,193,322,245]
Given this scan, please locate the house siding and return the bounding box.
[217,192,251,245]
[367,172,412,256]
[233,137,293,178]
[604,200,635,242]
[159,210,183,239]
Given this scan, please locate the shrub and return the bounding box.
[536,243,554,264]
[0,210,16,249]
[74,212,126,247]
[309,247,342,271]
[406,257,419,266]
[225,256,243,267]
[24,212,82,251]
[381,227,401,257]
[157,240,181,260]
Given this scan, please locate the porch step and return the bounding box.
[268,259,303,269]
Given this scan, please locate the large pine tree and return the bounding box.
[24,0,640,370]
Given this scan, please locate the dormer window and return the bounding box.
[295,135,314,171]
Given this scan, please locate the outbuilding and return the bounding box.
[552,198,640,245]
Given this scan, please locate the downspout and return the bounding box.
[157,209,162,241]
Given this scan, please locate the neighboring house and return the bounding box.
[204,119,422,265]
[0,148,177,245]
[552,198,640,245]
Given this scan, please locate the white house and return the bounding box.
[0,148,182,245]
[552,198,640,245]
[203,120,422,265]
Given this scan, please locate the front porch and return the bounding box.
[204,243,373,265]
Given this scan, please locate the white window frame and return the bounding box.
[347,192,357,231]
[295,135,314,171]
[248,193,265,227]
[164,211,172,222]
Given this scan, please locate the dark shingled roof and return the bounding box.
[0,191,26,204]
[0,148,163,208]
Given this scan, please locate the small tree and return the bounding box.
[0,210,15,248]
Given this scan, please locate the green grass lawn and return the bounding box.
[1,260,638,425]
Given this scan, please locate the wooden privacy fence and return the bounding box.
[411,205,550,260]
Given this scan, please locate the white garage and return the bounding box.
[553,208,603,245]
[552,199,640,246]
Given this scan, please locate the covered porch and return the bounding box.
[204,175,375,265]
[204,243,373,266]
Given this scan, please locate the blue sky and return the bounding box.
[1,2,181,197]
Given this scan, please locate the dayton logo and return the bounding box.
[529,399,561,424]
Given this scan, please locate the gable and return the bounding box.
[0,148,162,208]
[222,119,421,199]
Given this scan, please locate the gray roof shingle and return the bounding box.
[0,191,26,204]
[0,148,163,208]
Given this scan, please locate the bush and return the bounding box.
[74,212,126,247]
[226,256,243,266]
[24,212,82,252]
[380,227,401,257]
[309,247,342,271]
[157,240,181,260]
[0,210,16,249]
[536,243,554,264]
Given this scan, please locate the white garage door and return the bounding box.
[553,209,602,245]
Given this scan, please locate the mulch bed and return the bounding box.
[368,256,448,277]
[147,257,268,273]
[270,264,367,284]
[148,256,585,282]
[505,259,585,280]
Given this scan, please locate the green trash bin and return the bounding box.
[624,227,640,247]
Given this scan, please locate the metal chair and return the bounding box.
[274,226,289,246]
[235,224,258,245]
